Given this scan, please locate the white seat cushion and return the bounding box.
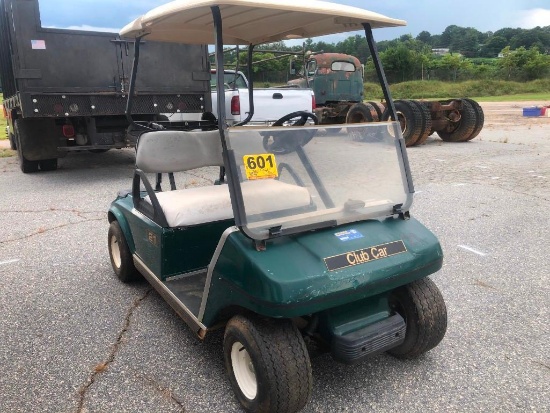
[144,180,312,227]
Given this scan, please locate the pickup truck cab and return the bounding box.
[212,70,315,125]
[167,70,314,124]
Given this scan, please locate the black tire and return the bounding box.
[345,102,374,124]
[9,132,17,150]
[460,98,484,141]
[436,99,477,142]
[394,100,423,147]
[88,149,110,154]
[108,221,141,283]
[367,101,385,122]
[224,315,312,413]
[409,100,433,146]
[14,120,39,173]
[387,277,447,359]
[39,158,58,171]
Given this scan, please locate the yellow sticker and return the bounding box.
[243,153,278,180]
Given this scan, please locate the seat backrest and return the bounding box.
[135,130,224,173]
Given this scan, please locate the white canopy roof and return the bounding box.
[120,0,406,45]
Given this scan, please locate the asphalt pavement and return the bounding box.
[0,122,548,412]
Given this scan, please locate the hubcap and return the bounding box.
[231,341,257,400]
[110,235,121,269]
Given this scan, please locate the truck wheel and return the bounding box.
[394,100,423,146]
[108,221,141,283]
[437,100,477,142]
[39,159,58,171]
[409,100,433,146]
[14,120,39,173]
[346,102,374,124]
[9,132,17,150]
[460,98,484,141]
[224,315,312,413]
[387,277,447,359]
[367,101,385,121]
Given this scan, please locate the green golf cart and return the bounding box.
[107,1,447,412]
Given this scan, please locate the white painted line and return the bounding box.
[453,183,467,186]
[458,245,487,256]
[491,177,500,180]
[0,258,20,266]
[415,190,423,194]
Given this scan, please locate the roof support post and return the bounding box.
[235,45,255,126]
[363,23,396,121]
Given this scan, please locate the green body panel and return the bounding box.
[109,194,233,279]
[110,194,442,333]
[201,217,442,326]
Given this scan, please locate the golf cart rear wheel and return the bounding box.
[108,221,140,283]
[223,315,312,413]
[388,277,447,359]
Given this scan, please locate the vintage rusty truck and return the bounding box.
[288,52,485,146]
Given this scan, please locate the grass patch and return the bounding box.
[364,79,550,101]
[0,148,15,158]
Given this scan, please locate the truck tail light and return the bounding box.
[62,124,75,138]
[312,93,316,110]
[231,95,240,115]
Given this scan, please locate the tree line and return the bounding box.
[222,25,550,85]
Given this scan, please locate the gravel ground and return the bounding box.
[0,102,548,412]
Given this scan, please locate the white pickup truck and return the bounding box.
[212,70,315,124]
[167,70,315,125]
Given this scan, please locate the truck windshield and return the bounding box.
[331,61,356,72]
[226,123,412,240]
[211,72,248,89]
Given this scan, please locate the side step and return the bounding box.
[331,314,406,364]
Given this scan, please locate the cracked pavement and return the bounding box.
[0,104,549,412]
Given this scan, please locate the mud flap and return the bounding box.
[16,118,66,161]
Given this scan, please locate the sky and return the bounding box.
[38,0,550,43]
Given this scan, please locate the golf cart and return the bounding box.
[108,1,447,412]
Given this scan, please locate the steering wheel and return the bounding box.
[263,111,319,154]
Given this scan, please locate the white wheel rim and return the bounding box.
[110,235,122,269]
[231,341,257,400]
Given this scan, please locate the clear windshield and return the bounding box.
[226,123,412,240]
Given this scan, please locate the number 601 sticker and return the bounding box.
[242,153,278,180]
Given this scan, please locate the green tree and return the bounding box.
[439,53,471,81]
[416,31,432,45]
[481,35,508,57]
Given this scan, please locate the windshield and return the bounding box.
[211,72,248,89]
[226,123,412,240]
[331,61,356,72]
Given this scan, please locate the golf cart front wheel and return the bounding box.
[223,314,312,413]
[108,221,141,283]
[388,277,447,359]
